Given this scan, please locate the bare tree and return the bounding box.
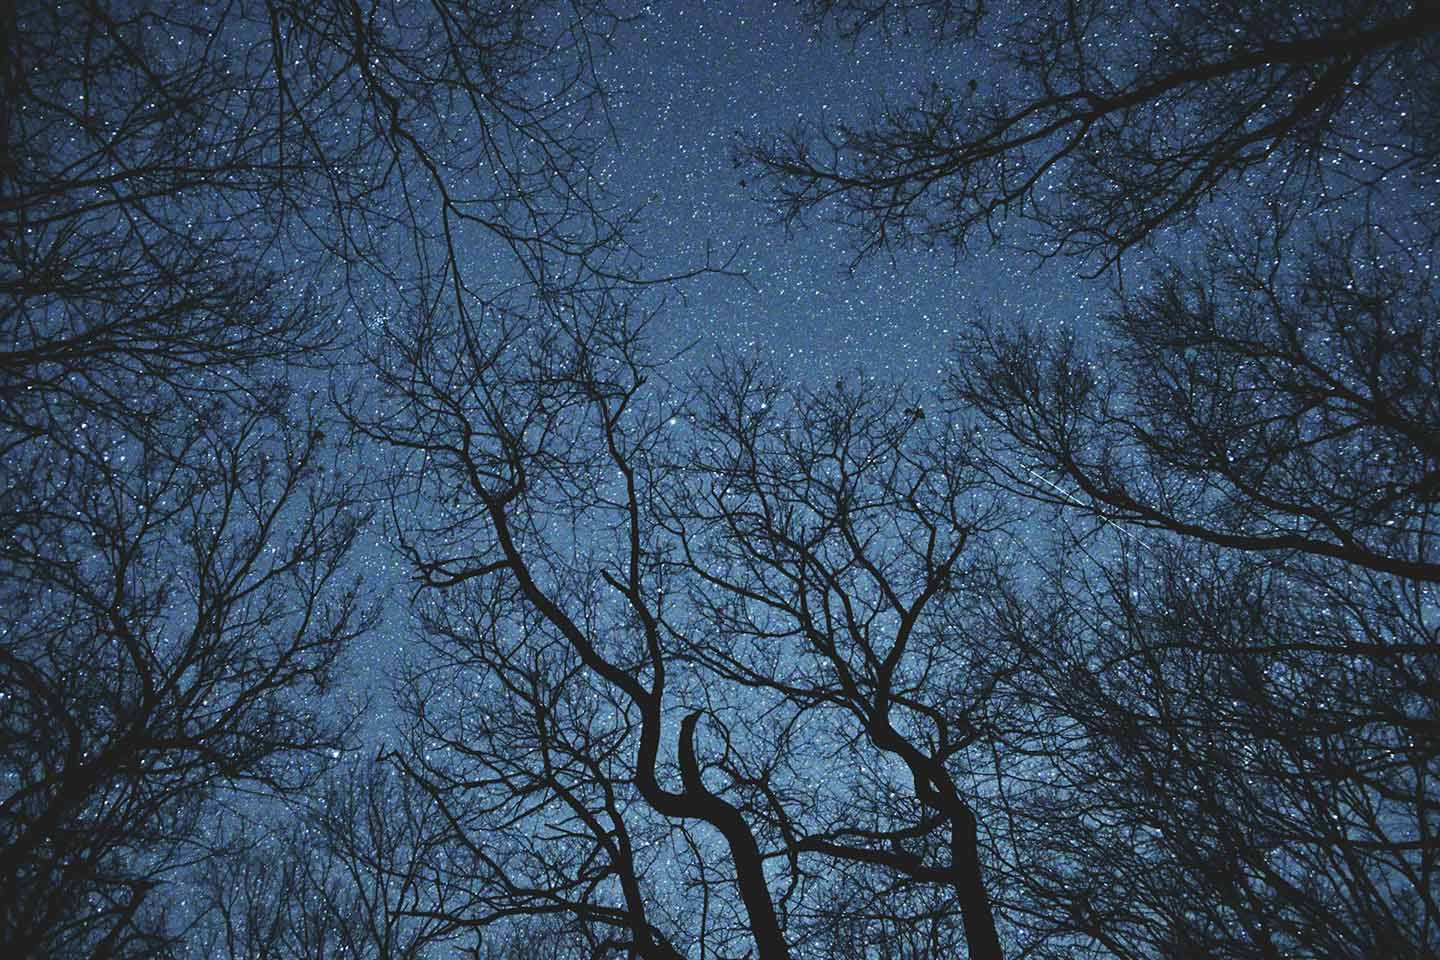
[737,6,1439,950]
[184,759,470,960]
[934,212,1440,956]
[970,530,1440,959]
[2,5,376,953]
[351,275,1042,958]
[386,587,687,959]
[351,295,787,957]
[0,391,372,958]
[1,5,372,956]
[3,0,682,953]
[739,0,1439,272]
[798,0,983,42]
[947,219,1438,583]
[659,359,1023,960]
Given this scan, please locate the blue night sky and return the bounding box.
[595,1,1094,378]
[10,1,1435,956]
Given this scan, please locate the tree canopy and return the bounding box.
[3,1,1436,958]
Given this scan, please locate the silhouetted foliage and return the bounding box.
[352,294,1030,959]
[983,535,1439,958]
[7,1,1438,958]
[2,0,647,953]
[949,219,1438,582]
[741,0,1439,272]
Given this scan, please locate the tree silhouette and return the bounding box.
[936,216,1440,955]
[9,1,1438,957]
[799,0,983,42]
[183,760,468,960]
[0,352,371,959]
[735,2,1439,956]
[973,527,1439,958]
[948,219,1438,583]
[352,292,1031,958]
[2,6,374,957]
[2,0,647,954]
[740,0,1439,272]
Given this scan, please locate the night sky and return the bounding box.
[8,0,1437,957]
[596,1,1095,375]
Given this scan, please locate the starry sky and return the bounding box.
[585,0,1096,378]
